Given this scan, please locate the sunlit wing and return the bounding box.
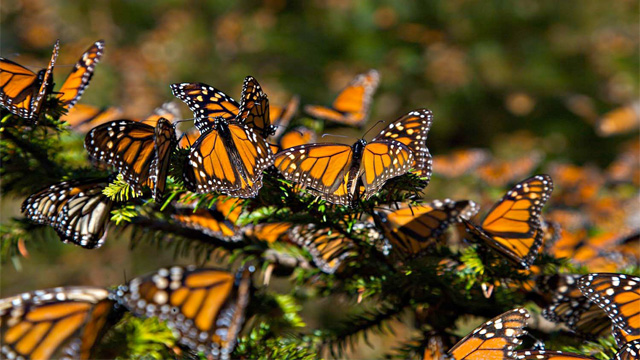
[170,82,239,133]
[237,76,272,138]
[279,126,316,150]
[57,40,104,109]
[360,139,413,197]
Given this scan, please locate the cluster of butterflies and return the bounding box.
[1,271,637,359]
[0,265,252,360]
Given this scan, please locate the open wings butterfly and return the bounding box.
[171,79,274,197]
[113,266,252,359]
[463,175,553,269]
[305,69,379,127]
[85,118,176,201]
[0,40,58,121]
[275,109,432,205]
[21,177,114,249]
[447,308,530,360]
[0,287,118,360]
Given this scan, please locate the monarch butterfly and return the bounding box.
[615,340,640,360]
[85,117,177,201]
[62,104,122,133]
[0,287,118,360]
[514,350,597,359]
[1,40,104,121]
[596,102,640,137]
[289,224,355,274]
[270,95,300,139]
[113,266,252,359]
[172,197,243,241]
[578,273,640,337]
[447,308,530,359]
[0,40,58,121]
[55,40,105,110]
[177,128,200,149]
[477,153,542,187]
[431,148,490,178]
[613,326,640,350]
[537,274,611,339]
[139,101,182,126]
[275,109,432,205]
[243,222,292,243]
[463,175,553,269]
[540,219,562,252]
[606,140,639,186]
[374,199,479,258]
[548,163,603,207]
[276,126,317,152]
[305,69,379,127]
[21,177,114,248]
[171,79,274,197]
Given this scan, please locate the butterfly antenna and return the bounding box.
[321,133,356,141]
[362,119,385,139]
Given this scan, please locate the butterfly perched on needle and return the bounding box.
[171,77,274,197]
[0,286,120,360]
[305,69,379,127]
[113,266,252,360]
[463,175,553,269]
[275,109,432,205]
[21,177,114,248]
[172,196,244,241]
[289,224,355,274]
[374,199,479,258]
[445,308,530,360]
[85,117,177,201]
[0,40,104,121]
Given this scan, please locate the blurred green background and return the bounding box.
[0,0,638,338]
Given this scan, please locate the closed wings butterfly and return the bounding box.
[305,69,379,127]
[113,266,252,360]
[21,177,114,249]
[447,308,530,360]
[0,287,118,360]
[463,175,553,269]
[477,153,542,187]
[0,40,58,120]
[275,109,432,205]
[56,40,105,109]
[172,196,244,241]
[171,79,274,197]
[85,118,176,201]
[374,199,479,258]
[289,224,355,274]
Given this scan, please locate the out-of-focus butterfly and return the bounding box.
[305,69,379,127]
[463,175,553,269]
[477,152,542,187]
[446,308,530,360]
[421,335,446,360]
[578,273,640,337]
[0,286,119,360]
[171,78,274,197]
[374,199,479,258]
[0,40,58,121]
[243,222,292,243]
[270,95,300,139]
[275,109,432,205]
[21,177,114,248]
[514,350,597,359]
[62,104,122,133]
[607,140,639,186]
[289,224,355,274]
[271,126,318,154]
[138,101,182,126]
[596,102,640,137]
[172,197,243,241]
[431,148,490,178]
[537,274,611,339]
[113,266,252,359]
[85,117,176,201]
[548,163,603,207]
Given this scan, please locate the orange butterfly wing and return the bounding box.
[305,69,379,127]
[360,140,413,196]
[271,95,300,139]
[237,76,272,138]
[279,126,317,150]
[170,82,239,132]
[57,40,104,109]
[514,350,597,359]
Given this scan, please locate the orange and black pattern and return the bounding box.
[0,287,117,360]
[114,266,252,360]
[172,197,244,241]
[464,175,553,269]
[56,40,105,109]
[84,118,176,201]
[515,350,597,359]
[447,308,530,360]
[305,69,379,127]
[21,178,113,248]
[289,224,355,274]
